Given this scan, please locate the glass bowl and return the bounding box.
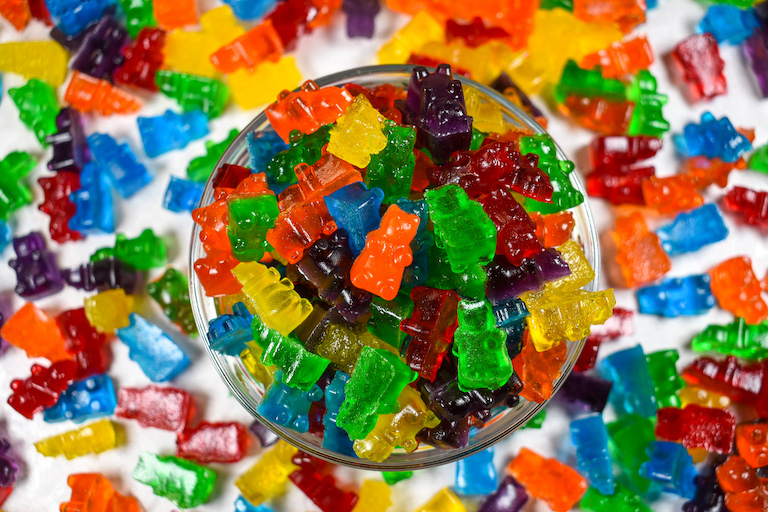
[189,64,600,471]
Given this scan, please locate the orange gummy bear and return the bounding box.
[267,154,362,263]
[558,94,635,135]
[153,0,197,29]
[64,71,141,116]
[507,447,587,512]
[60,473,141,512]
[210,20,284,74]
[350,204,420,301]
[529,211,575,248]
[580,34,654,78]
[193,248,243,298]
[0,0,30,30]
[709,256,768,325]
[736,422,768,469]
[193,190,233,253]
[641,175,704,214]
[573,0,646,34]
[0,302,71,362]
[716,455,768,512]
[612,212,672,288]
[683,155,745,189]
[511,331,566,403]
[265,80,354,142]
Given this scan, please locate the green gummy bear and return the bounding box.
[0,151,35,220]
[691,317,768,360]
[553,59,628,104]
[540,0,573,10]
[382,471,413,485]
[367,293,414,351]
[146,267,197,336]
[750,144,768,174]
[606,414,659,498]
[336,347,416,440]
[187,129,239,182]
[453,299,513,391]
[133,452,216,508]
[425,184,497,273]
[251,316,329,391]
[266,126,332,190]
[9,79,59,146]
[646,349,684,409]
[521,134,584,214]
[227,193,279,262]
[156,70,229,119]
[97,229,167,269]
[626,70,670,137]
[425,243,487,299]
[581,483,652,512]
[119,0,157,38]
[366,122,416,203]
[470,128,488,150]
[521,408,547,429]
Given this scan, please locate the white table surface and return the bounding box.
[1,0,768,510]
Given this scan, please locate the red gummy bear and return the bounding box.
[400,286,460,382]
[574,307,633,371]
[115,385,193,432]
[723,186,768,230]
[479,186,544,266]
[589,135,663,174]
[176,422,249,463]
[37,171,82,243]
[289,451,358,512]
[682,356,768,417]
[445,17,510,48]
[670,33,727,103]
[8,361,78,419]
[655,404,736,454]
[266,80,354,142]
[709,256,768,325]
[586,166,654,206]
[57,308,111,379]
[114,28,166,92]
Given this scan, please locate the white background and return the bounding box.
[1,0,768,510]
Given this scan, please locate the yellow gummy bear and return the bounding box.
[413,488,467,512]
[327,96,388,168]
[353,386,440,462]
[34,419,120,460]
[416,40,524,85]
[679,385,731,410]
[84,289,134,333]
[0,41,69,86]
[235,440,298,506]
[352,480,393,512]
[316,323,399,375]
[378,11,445,64]
[232,261,312,336]
[540,240,596,298]
[228,57,303,110]
[164,5,244,77]
[464,87,510,134]
[241,343,276,387]
[507,8,623,94]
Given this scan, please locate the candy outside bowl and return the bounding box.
[189,64,601,471]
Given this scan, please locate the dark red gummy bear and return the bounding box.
[57,308,111,379]
[479,186,544,266]
[37,172,82,243]
[656,404,736,454]
[289,451,358,512]
[8,361,78,419]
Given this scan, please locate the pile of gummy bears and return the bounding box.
[1,0,768,510]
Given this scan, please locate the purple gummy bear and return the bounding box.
[341,0,380,38]
[8,232,64,300]
[250,419,279,448]
[62,257,138,293]
[293,305,348,353]
[291,230,372,323]
[50,25,94,53]
[70,13,130,81]
[485,248,571,305]
[416,416,472,449]
[46,107,90,174]
[558,371,613,414]
[683,456,728,512]
[398,65,473,164]
[490,72,546,120]
[0,439,18,488]
[743,27,768,98]
[477,476,529,512]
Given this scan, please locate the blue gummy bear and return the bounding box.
[636,275,716,318]
[207,302,254,356]
[570,415,615,496]
[492,298,529,330]
[599,345,658,418]
[257,370,323,433]
[247,130,289,192]
[43,373,117,423]
[69,162,115,234]
[137,110,209,158]
[235,496,274,512]
[45,0,115,36]
[656,204,728,256]
[673,112,753,163]
[324,182,385,256]
[222,0,278,20]
[455,447,497,495]
[87,133,152,198]
[639,441,698,499]
[163,176,206,213]
[322,371,356,457]
[116,313,190,382]
[697,5,760,45]
[0,220,11,252]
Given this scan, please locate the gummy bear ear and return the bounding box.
[436,63,452,77]
[413,67,429,82]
